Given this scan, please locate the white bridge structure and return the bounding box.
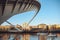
[0,0,41,25]
[0,0,59,40]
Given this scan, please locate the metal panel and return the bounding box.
[0,0,41,25]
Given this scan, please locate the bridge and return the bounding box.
[0,0,60,40]
[0,0,41,25]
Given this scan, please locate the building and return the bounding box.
[0,25,11,31]
[37,24,47,30]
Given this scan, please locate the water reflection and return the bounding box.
[0,33,60,40]
[47,37,59,40]
[30,35,38,40]
[22,34,30,40]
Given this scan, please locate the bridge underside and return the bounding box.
[0,0,41,25]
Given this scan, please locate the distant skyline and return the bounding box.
[2,0,60,25]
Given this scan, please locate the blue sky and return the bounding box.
[2,0,60,25]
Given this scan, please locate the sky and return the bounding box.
[2,0,60,25]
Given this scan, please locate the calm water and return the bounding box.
[30,35,60,40]
[9,34,60,40]
[0,34,60,40]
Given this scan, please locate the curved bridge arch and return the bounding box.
[0,0,41,25]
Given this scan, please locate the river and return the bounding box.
[0,33,60,40]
